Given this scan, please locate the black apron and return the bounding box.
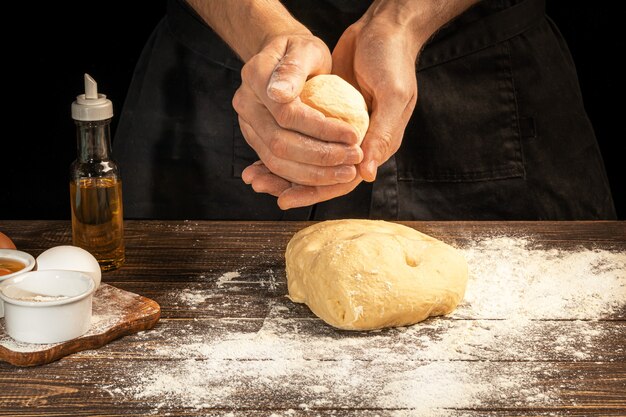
[113,0,616,220]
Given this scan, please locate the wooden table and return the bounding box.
[0,220,624,416]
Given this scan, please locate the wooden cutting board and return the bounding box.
[0,284,160,366]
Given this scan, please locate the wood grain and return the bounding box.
[0,359,624,412]
[0,220,624,416]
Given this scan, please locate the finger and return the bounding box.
[277,176,363,210]
[242,54,359,145]
[233,90,363,166]
[358,96,412,182]
[239,118,358,186]
[241,160,265,184]
[272,98,361,145]
[242,163,291,197]
[266,38,331,103]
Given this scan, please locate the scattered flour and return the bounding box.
[172,270,279,309]
[456,236,626,319]
[178,289,211,305]
[100,236,625,414]
[216,271,241,287]
[173,288,216,308]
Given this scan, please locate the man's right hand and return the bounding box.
[232,34,363,186]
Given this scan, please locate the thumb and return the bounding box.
[267,39,331,103]
[358,104,403,182]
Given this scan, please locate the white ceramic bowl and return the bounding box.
[0,249,36,318]
[0,270,95,344]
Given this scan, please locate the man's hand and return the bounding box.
[333,17,420,182]
[233,34,363,186]
[242,161,364,209]
[336,0,479,184]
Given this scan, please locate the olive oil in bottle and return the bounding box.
[70,74,125,271]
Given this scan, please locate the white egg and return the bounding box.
[36,246,101,288]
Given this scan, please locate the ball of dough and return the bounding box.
[300,74,369,143]
[285,220,468,330]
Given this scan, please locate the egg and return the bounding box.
[0,232,16,249]
[36,246,101,288]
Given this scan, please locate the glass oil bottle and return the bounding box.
[70,74,125,270]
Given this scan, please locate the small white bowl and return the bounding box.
[0,249,36,318]
[0,270,95,344]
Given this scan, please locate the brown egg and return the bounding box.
[0,231,16,249]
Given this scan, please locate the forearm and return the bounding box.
[363,0,480,56]
[186,0,311,62]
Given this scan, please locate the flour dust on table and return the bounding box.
[99,236,625,415]
[169,269,281,310]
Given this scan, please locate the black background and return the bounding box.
[1,2,623,219]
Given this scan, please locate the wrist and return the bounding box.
[361,0,430,58]
[362,0,480,57]
[187,0,312,62]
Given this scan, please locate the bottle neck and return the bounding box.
[75,119,112,162]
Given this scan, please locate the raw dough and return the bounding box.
[285,220,468,330]
[300,74,369,143]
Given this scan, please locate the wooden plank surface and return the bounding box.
[0,220,624,416]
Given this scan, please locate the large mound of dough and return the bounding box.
[285,220,468,330]
[300,74,369,143]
